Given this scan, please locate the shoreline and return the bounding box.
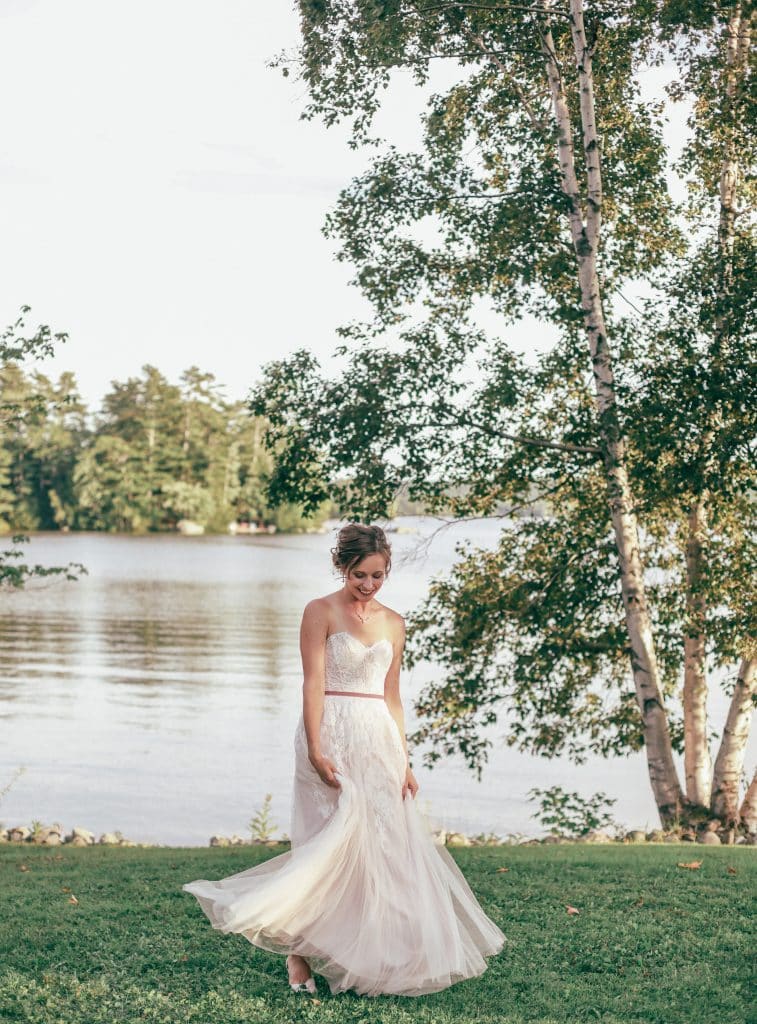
[3,823,754,848]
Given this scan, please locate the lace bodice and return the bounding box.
[324,632,394,695]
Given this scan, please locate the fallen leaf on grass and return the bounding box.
[61,886,72,892]
[633,897,644,907]
[566,905,580,915]
[677,860,702,870]
[495,867,510,873]
[67,894,79,905]
[19,864,29,872]
[726,866,737,875]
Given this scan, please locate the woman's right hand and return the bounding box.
[309,752,341,789]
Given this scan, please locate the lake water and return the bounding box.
[0,523,750,846]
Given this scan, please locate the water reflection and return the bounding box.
[0,526,742,845]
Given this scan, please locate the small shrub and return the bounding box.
[528,785,618,839]
[248,793,277,842]
[500,832,529,845]
[471,831,502,845]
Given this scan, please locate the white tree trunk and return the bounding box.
[703,6,753,824]
[739,768,757,833]
[718,4,750,295]
[711,657,756,825]
[538,0,684,823]
[683,498,712,805]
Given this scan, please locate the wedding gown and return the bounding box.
[182,631,506,997]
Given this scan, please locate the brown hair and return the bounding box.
[331,523,392,577]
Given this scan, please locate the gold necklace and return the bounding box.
[355,605,372,624]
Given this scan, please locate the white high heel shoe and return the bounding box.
[286,954,316,994]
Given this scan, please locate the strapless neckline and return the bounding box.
[327,631,393,652]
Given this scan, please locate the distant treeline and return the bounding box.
[0,363,335,534]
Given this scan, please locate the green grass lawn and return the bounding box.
[1,842,753,1024]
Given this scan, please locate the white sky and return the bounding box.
[0,1,688,412]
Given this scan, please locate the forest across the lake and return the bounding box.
[0,362,335,535]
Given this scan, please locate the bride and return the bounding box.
[182,522,506,997]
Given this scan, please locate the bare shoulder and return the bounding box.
[300,596,333,635]
[379,605,406,646]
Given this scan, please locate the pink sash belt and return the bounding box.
[324,689,384,699]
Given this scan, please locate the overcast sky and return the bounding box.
[1,1,687,412]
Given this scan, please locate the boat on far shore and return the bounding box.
[227,521,277,535]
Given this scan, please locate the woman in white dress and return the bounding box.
[182,523,506,997]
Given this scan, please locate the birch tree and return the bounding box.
[660,1,755,827]
[252,1,756,833]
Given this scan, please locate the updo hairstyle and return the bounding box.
[331,523,392,578]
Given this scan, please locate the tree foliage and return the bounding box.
[251,0,755,821]
[0,358,331,536]
[0,306,86,588]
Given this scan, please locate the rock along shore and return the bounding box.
[2,822,754,848]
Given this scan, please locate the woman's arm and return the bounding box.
[300,600,340,788]
[383,617,410,768]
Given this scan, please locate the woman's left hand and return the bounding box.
[402,765,419,800]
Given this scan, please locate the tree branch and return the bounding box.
[467,30,552,134]
[417,2,571,16]
[538,12,586,244]
[424,418,602,454]
[395,474,575,556]
[395,190,530,203]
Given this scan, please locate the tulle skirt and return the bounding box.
[180,761,506,999]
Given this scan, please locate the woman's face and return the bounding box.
[344,553,388,601]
